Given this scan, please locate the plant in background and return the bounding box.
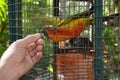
[0,0,8,57]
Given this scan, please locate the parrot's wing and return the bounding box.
[57,12,86,27]
[57,15,74,27]
[57,9,94,27]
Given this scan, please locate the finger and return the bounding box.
[27,43,36,52]
[29,45,42,57]
[27,39,44,52]
[20,33,41,47]
[32,51,42,64]
[35,77,41,80]
[36,39,44,45]
[36,45,43,51]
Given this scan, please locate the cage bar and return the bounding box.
[8,0,17,43]
[8,0,22,44]
[53,0,59,80]
[7,0,120,80]
[16,0,22,39]
[94,0,103,80]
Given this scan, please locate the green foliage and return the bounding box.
[104,27,116,46]
[103,27,118,58]
[103,0,117,15]
[0,0,8,29]
[0,0,8,57]
[0,0,7,22]
[103,26,120,78]
[0,44,5,56]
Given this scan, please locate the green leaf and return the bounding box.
[0,44,5,57]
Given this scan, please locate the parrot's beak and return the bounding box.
[41,28,48,37]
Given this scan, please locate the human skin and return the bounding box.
[0,33,44,80]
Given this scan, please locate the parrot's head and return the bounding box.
[41,27,49,37]
[41,27,54,38]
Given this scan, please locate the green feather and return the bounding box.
[57,10,93,27]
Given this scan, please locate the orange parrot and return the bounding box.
[42,15,94,42]
[41,12,120,42]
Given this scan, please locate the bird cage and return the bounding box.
[8,0,120,80]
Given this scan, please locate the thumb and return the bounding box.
[20,33,41,47]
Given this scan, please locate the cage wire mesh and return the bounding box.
[8,0,120,80]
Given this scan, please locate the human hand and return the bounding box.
[0,33,44,80]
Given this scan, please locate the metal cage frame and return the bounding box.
[8,0,109,80]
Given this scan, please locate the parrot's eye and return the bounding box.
[50,28,54,31]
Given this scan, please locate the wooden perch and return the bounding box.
[102,13,120,22]
[64,11,120,23]
[75,3,120,22]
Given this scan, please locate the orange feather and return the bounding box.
[42,18,94,42]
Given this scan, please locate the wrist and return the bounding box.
[0,60,20,80]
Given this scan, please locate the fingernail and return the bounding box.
[35,33,40,37]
